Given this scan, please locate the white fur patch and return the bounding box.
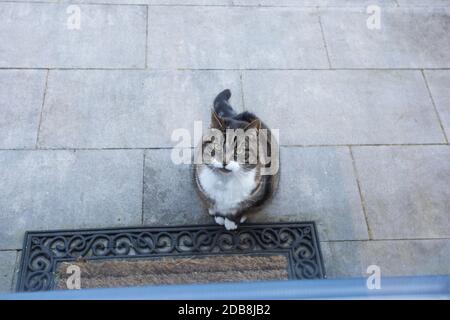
[210,158,223,169]
[199,165,257,217]
[224,218,237,230]
[215,216,225,225]
[225,161,240,172]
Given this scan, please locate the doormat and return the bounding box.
[16,222,325,292]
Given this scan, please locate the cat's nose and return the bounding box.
[222,158,232,167]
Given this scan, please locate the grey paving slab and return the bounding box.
[57,0,232,4]
[320,8,450,68]
[397,0,450,6]
[1,0,58,2]
[249,147,369,241]
[424,70,450,140]
[161,0,231,3]
[143,149,211,226]
[39,70,241,148]
[0,150,143,249]
[71,0,232,6]
[242,70,444,145]
[352,146,450,240]
[147,7,328,69]
[0,251,16,292]
[0,70,47,149]
[0,3,146,68]
[148,0,231,3]
[322,239,450,278]
[233,0,396,6]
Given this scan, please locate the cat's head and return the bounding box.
[202,111,262,174]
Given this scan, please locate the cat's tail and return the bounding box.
[213,89,237,118]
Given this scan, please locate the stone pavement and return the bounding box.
[1,0,449,292]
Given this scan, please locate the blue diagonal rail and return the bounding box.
[1,275,449,300]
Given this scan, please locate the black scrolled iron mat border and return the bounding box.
[17,222,326,292]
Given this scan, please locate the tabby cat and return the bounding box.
[194,89,279,230]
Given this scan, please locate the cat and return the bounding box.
[193,89,279,230]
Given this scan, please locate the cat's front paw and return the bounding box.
[214,216,225,225]
[224,218,238,231]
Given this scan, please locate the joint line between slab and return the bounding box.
[318,15,332,69]
[348,146,373,240]
[322,237,450,243]
[141,151,146,225]
[421,70,449,144]
[239,72,246,111]
[145,5,149,69]
[1,143,450,152]
[10,250,21,292]
[2,67,450,71]
[0,1,149,8]
[3,1,443,8]
[35,69,49,149]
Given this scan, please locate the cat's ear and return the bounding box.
[244,119,261,131]
[211,109,225,130]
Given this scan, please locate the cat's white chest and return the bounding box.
[198,167,257,215]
